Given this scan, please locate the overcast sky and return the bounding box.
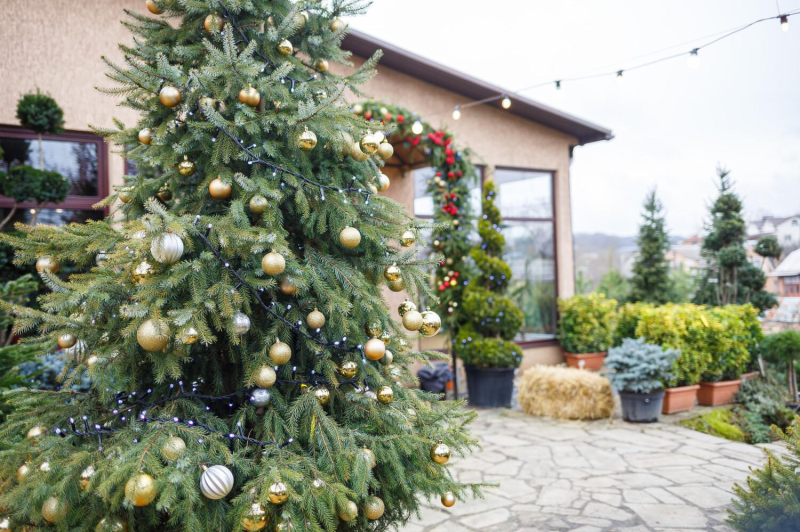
[351,1,800,237]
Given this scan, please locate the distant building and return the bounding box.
[763,249,800,332]
[665,236,704,272]
[770,248,800,297]
[747,214,800,249]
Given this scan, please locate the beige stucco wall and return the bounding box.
[0,1,577,367]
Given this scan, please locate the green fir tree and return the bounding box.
[629,189,671,304]
[0,2,481,531]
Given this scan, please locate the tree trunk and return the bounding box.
[0,202,18,231]
[38,133,44,171]
[29,206,39,226]
[789,359,798,401]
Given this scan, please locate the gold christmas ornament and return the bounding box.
[314,58,329,72]
[381,349,394,366]
[239,85,261,108]
[132,260,154,283]
[36,256,60,275]
[373,131,386,144]
[41,497,65,524]
[242,503,267,531]
[350,142,369,162]
[95,517,128,532]
[157,185,172,201]
[400,230,416,247]
[40,461,51,472]
[339,360,358,379]
[330,17,346,32]
[360,447,376,469]
[158,85,182,108]
[146,0,163,15]
[138,128,153,145]
[383,264,401,282]
[364,322,382,337]
[277,39,293,56]
[200,96,217,117]
[261,251,286,276]
[359,132,380,155]
[179,327,198,344]
[306,308,325,329]
[137,318,170,352]
[27,426,47,441]
[313,386,330,406]
[254,365,276,388]
[119,188,135,204]
[204,13,224,33]
[398,298,417,317]
[273,100,282,112]
[352,103,364,115]
[279,279,297,295]
[80,465,95,490]
[268,481,288,505]
[379,331,392,346]
[209,177,232,199]
[250,195,268,213]
[150,232,184,264]
[178,155,195,176]
[386,278,405,292]
[125,473,157,506]
[294,11,308,29]
[275,520,295,532]
[298,128,318,151]
[233,312,251,334]
[377,386,394,404]
[339,501,358,522]
[402,310,423,331]
[377,173,391,192]
[57,333,78,349]
[377,141,394,160]
[200,465,234,500]
[364,338,386,361]
[364,496,385,520]
[366,182,378,194]
[269,340,292,365]
[161,436,186,461]
[17,463,31,483]
[419,311,442,337]
[430,441,451,465]
[339,226,361,249]
[441,492,456,508]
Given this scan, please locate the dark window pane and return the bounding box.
[494,168,553,219]
[0,207,103,227]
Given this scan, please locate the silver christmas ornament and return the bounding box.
[233,312,251,334]
[250,388,272,407]
[200,465,234,500]
[150,233,184,264]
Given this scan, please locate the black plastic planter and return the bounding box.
[619,390,665,423]
[465,366,515,408]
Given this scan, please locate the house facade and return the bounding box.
[748,215,800,249]
[0,1,612,369]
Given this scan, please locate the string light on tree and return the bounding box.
[501,95,512,109]
[411,120,424,135]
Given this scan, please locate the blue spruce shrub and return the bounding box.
[606,338,679,393]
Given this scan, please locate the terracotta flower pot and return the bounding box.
[741,371,761,381]
[697,379,742,406]
[564,352,606,371]
[661,384,700,414]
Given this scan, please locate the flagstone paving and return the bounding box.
[401,408,783,532]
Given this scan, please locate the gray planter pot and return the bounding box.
[619,390,665,423]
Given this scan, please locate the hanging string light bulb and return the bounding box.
[411,120,423,135]
[687,48,700,69]
[781,15,789,32]
[501,95,511,109]
[616,70,624,82]
[451,106,461,120]
[555,80,562,90]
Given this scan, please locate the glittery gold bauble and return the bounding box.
[242,503,267,531]
[377,172,391,192]
[250,195,268,213]
[275,520,295,532]
[178,156,195,176]
[209,177,232,199]
[57,333,78,349]
[158,85,181,108]
[119,188,134,203]
[254,365,276,388]
[338,501,358,522]
[17,463,31,483]
[441,492,456,507]
[298,129,317,151]
[364,496,385,520]
[377,386,394,404]
[261,251,286,276]
[359,133,380,155]
[350,142,369,162]
[313,387,330,406]
[41,496,65,524]
[239,85,261,108]
[269,341,292,365]
[330,17,346,32]
[161,436,186,461]
[381,349,394,366]
[132,260,154,284]
[430,441,451,465]
[339,360,358,379]
[137,318,170,352]
[279,279,296,295]
[339,226,361,249]
[398,298,417,317]
[95,517,128,532]
[27,426,47,440]
[294,10,308,28]
[314,58,329,72]
[146,0,163,14]
[383,264,401,282]
[400,230,416,247]
[200,96,217,117]
[80,465,95,491]
[364,338,385,361]
[204,13,224,33]
[179,327,198,344]
[36,256,59,274]
[386,278,405,292]
[366,182,378,194]
[419,311,442,337]
[402,310,423,331]
[306,308,325,329]
[277,39,293,56]
[377,141,394,160]
[268,481,288,505]
[157,185,172,201]
[364,322,382,337]
[360,447,376,469]
[138,128,153,145]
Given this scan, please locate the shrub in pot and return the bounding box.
[760,330,800,402]
[606,338,678,422]
[557,293,616,370]
[612,301,653,347]
[454,180,523,408]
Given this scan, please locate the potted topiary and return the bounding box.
[454,179,524,408]
[557,293,616,370]
[606,338,679,423]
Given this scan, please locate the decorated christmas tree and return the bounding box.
[0,2,480,531]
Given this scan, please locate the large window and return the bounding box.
[0,126,107,226]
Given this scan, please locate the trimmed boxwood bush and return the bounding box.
[557,293,617,354]
[703,305,761,382]
[613,302,653,346]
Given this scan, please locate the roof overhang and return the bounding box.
[343,29,613,146]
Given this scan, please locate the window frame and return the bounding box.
[0,125,109,212]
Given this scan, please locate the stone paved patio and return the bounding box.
[402,408,783,532]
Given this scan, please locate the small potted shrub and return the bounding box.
[606,338,678,423]
[557,293,616,370]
